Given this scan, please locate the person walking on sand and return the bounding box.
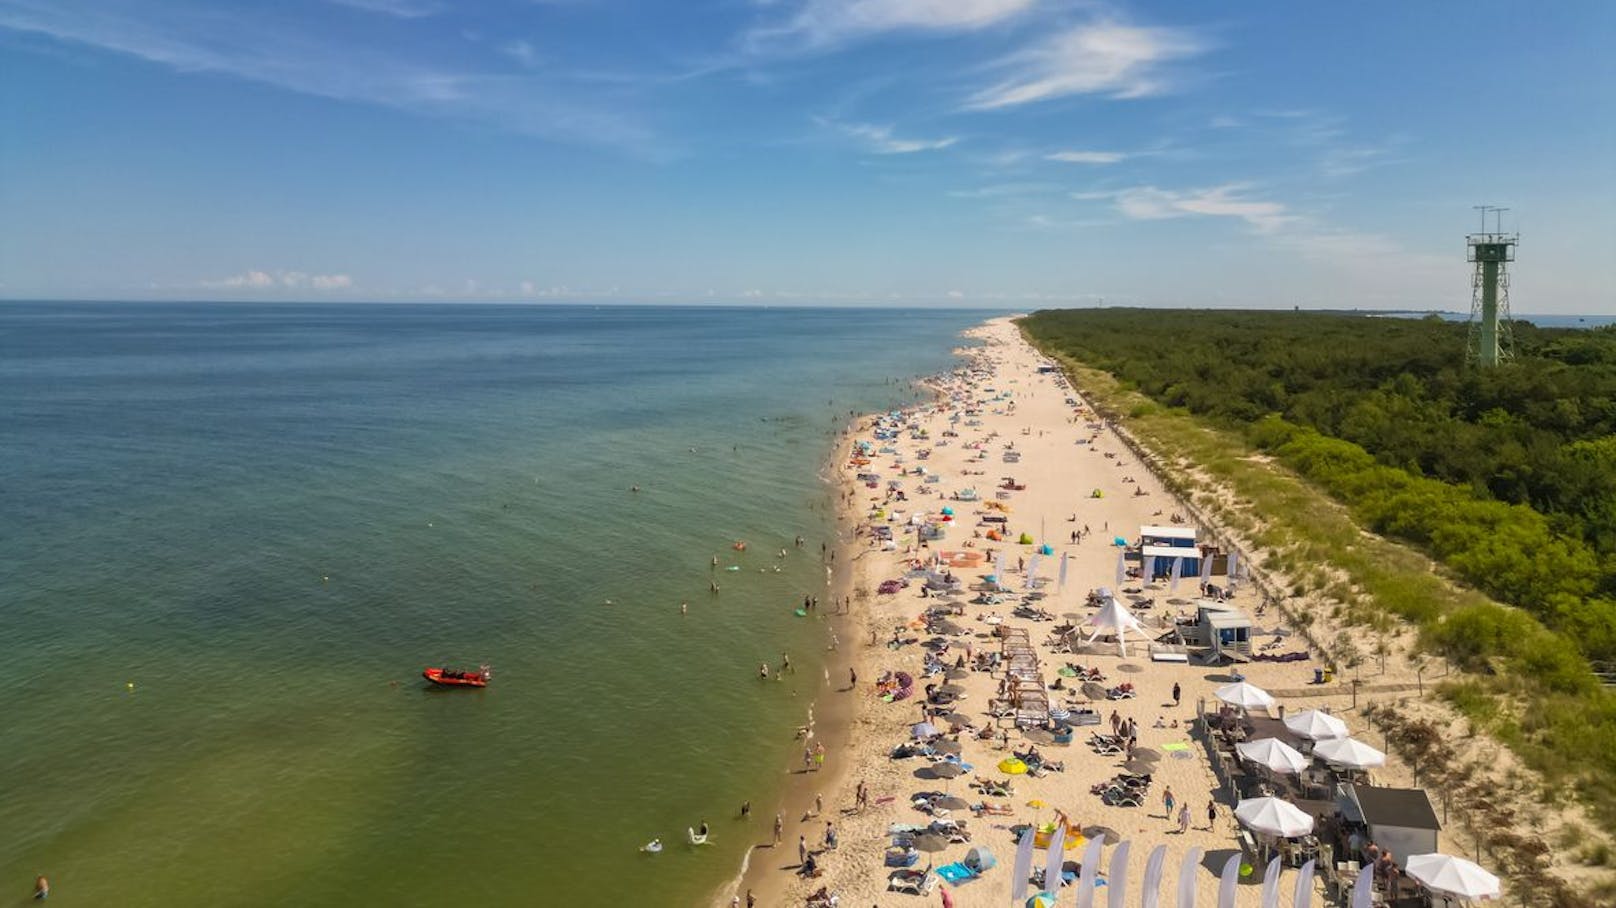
[824,821,838,850]
[798,835,808,866]
[1172,681,1181,706]
[1163,787,1176,819]
[1177,803,1191,834]
[1206,801,1217,831]
[849,667,858,688]
[773,813,783,846]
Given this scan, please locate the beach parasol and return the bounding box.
[1122,757,1157,776]
[1081,681,1109,700]
[939,712,972,727]
[1312,736,1387,769]
[932,739,963,755]
[913,834,950,853]
[1022,729,1055,744]
[1081,825,1121,845]
[912,722,940,738]
[1025,894,1057,908]
[944,668,971,681]
[934,795,971,811]
[1283,708,1349,741]
[938,684,967,696]
[937,622,966,636]
[927,762,966,779]
[1236,738,1309,775]
[1131,746,1162,761]
[998,757,1029,775]
[1214,680,1276,710]
[1026,799,1048,809]
[1403,854,1501,901]
[1234,797,1314,837]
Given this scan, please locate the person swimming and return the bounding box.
[641,839,663,853]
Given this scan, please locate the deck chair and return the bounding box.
[888,869,935,895]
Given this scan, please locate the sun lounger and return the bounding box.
[888,869,936,895]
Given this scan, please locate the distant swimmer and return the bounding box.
[641,839,663,853]
[35,876,48,900]
[680,601,688,616]
[630,485,640,493]
[759,662,770,680]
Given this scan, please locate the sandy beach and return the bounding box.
[720,316,1432,908]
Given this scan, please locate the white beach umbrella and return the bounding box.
[1283,708,1349,741]
[1214,680,1276,710]
[1312,736,1387,770]
[1234,797,1314,838]
[1403,854,1500,901]
[1236,738,1309,775]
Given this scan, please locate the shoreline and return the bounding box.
[717,314,1494,907]
[718,387,954,907]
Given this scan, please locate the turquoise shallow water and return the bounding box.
[0,302,993,906]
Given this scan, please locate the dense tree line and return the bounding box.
[1021,308,1616,663]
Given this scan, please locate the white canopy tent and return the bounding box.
[1082,597,1148,656]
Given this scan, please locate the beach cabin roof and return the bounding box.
[1141,544,1197,560]
[1202,609,1252,630]
[1140,525,1196,541]
[1343,785,1440,831]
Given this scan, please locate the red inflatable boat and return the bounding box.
[423,665,491,688]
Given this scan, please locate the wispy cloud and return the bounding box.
[500,40,541,69]
[947,181,1061,198]
[746,0,1036,53]
[1110,184,1294,232]
[0,0,654,152]
[326,0,443,18]
[202,269,353,290]
[818,117,957,153]
[1046,150,1127,164]
[965,21,1204,109]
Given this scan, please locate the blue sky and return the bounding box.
[1,0,1611,311]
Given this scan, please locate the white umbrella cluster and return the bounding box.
[1214,681,1275,710]
[1283,708,1348,740]
[1236,738,1309,775]
[1313,736,1387,769]
[1404,853,1501,901]
[1234,796,1314,837]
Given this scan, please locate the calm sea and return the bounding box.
[0,302,995,906]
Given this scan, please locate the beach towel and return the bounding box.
[935,863,977,885]
[1160,742,1191,752]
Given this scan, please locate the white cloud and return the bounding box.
[748,0,1036,53]
[1110,184,1294,233]
[966,22,1204,109]
[819,118,957,154]
[202,269,353,291]
[327,0,442,18]
[946,289,965,299]
[1046,150,1127,164]
[0,0,654,152]
[948,182,1060,198]
[501,40,540,69]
